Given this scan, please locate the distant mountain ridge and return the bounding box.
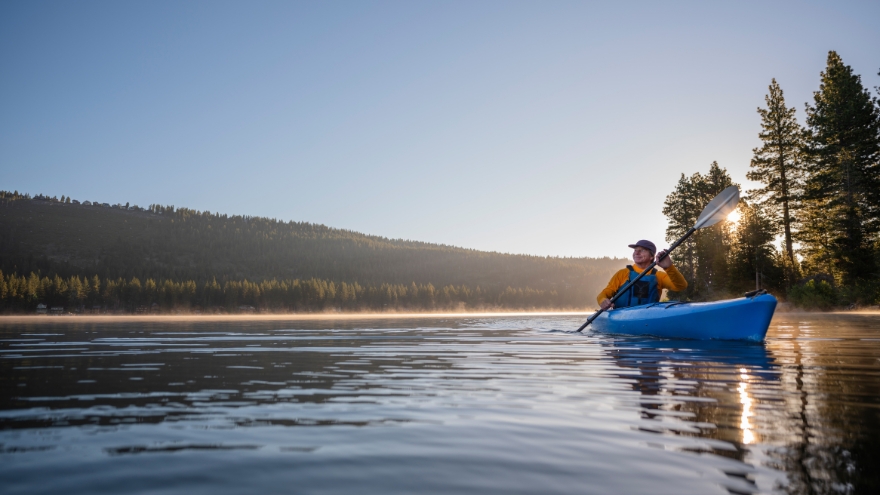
[0,191,625,311]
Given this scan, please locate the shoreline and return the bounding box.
[0,311,593,324]
[2,309,878,324]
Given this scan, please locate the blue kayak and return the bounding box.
[590,293,777,341]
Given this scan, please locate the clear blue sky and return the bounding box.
[2,1,878,258]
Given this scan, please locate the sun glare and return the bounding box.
[727,210,741,224]
[739,368,755,444]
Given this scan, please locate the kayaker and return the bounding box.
[597,240,688,310]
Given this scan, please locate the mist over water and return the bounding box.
[1,314,879,494]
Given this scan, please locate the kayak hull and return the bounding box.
[590,293,777,341]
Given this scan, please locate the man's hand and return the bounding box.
[656,249,672,269]
[600,298,614,310]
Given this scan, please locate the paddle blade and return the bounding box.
[695,185,739,229]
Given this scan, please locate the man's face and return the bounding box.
[632,246,653,265]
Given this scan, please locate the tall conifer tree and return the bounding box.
[728,201,781,293]
[802,51,880,285]
[663,162,737,300]
[663,173,701,288]
[748,79,804,285]
[695,163,736,298]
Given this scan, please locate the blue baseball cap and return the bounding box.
[628,240,656,254]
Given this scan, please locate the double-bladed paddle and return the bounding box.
[576,185,740,333]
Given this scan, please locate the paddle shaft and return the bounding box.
[576,227,696,332]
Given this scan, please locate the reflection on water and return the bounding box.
[739,368,754,446]
[1,313,878,494]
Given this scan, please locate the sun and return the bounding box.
[727,210,741,224]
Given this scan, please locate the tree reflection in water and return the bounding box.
[604,313,880,494]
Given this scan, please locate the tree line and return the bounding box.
[0,190,622,294]
[0,271,572,313]
[663,51,880,308]
[0,191,623,313]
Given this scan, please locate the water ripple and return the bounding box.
[2,314,879,494]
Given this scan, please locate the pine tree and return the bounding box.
[802,51,880,285]
[694,162,736,298]
[748,79,804,286]
[663,173,702,290]
[663,162,737,300]
[728,201,782,293]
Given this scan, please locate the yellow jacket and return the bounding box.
[596,264,688,305]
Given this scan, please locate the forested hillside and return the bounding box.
[0,192,624,313]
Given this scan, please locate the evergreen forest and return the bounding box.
[663,52,880,309]
[0,192,624,313]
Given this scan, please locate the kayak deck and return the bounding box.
[589,293,777,341]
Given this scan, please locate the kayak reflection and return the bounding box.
[606,337,775,373]
[600,337,776,465]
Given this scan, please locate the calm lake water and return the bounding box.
[1,313,879,495]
